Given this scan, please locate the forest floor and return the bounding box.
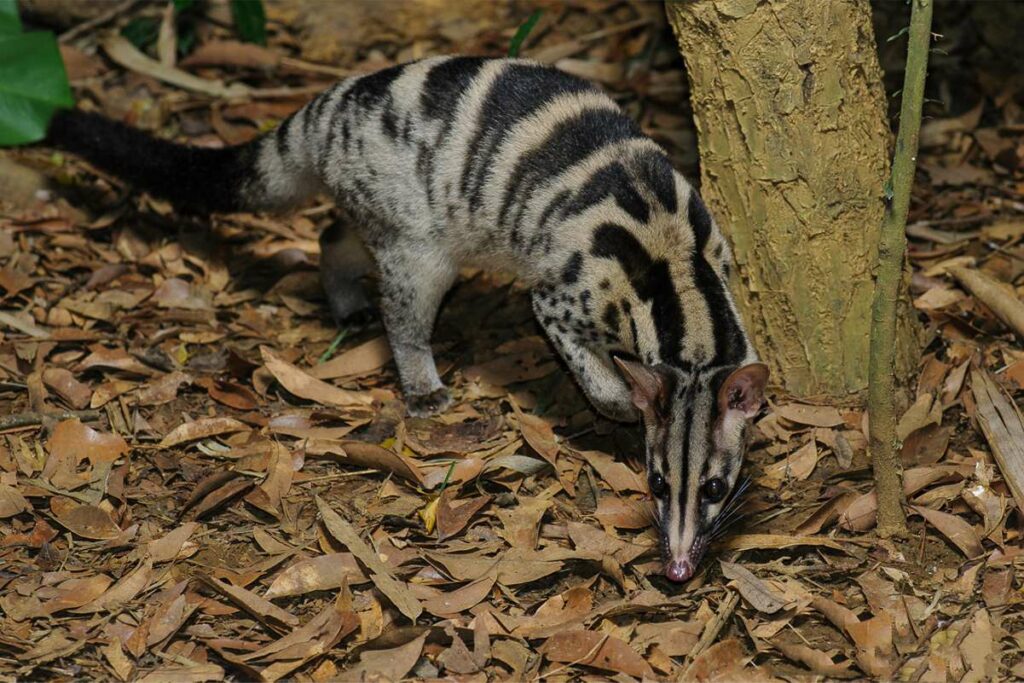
[1,1,1023,681]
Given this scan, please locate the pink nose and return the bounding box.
[665,559,694,583]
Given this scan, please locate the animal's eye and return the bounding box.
[703,477,727,503]
[649,473,667,498]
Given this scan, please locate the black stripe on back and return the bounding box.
[591,223,685,364]
[634,149,678,213]
[537,189,572,234]
[464,64,598,214]
[564,162,649,223]
[274,115,293,158]
[417,58,489,210]
[421,56,487,123]
[342,64,407,108]
[562,251,583,284]
[502,109,644,241]
[688,193,747,366]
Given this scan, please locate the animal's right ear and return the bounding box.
[613,356,671,421]
[717,363,769,419]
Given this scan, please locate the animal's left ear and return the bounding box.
[717,363,769,418]
[613,356,671,421]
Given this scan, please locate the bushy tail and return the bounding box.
[47,108,319,213]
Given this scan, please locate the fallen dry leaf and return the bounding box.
[136,663,224,683]
[232,596,359,682]
[720,561,787,614]
[41,574,114,615]
[317,497,422,621]
[75,559,153,613]
[262,346,372,408]
[421,575,495,617]
[773,639,855,678]
[322,440,425,487]
[436,490,492,540]
[148,522,200,563]
[48,419,129,465]
[541,630,654,679]
[50,498,122,540]
[912,505,984,558]
[0,484,30,518]
[158,417,248,449]
[776,402,845,427]
[594,495,654,529]
[200,575,299,632]
[41,368,91,409]
[264,553,370,598]
[345,630,428,682]
[309,336,392,379]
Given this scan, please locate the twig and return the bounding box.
[867,0,934,539]
[948,266,1024,339]
[279,56,350,78]
[103,35,251,99]
[686,589,739,663]
[59,0,140,44]
[0,410,101,430]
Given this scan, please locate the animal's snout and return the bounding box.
[665,558,695,583]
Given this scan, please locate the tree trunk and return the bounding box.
[667,0,919,399]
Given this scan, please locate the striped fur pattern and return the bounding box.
[48,55,769,582]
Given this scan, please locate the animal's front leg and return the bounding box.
[375,244,458,417]
[532,292,637,422]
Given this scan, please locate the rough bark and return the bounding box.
[667,0,919,399]
[868,0,933,539]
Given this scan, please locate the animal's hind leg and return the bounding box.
[319,222,374,323]
[373,242,458,417]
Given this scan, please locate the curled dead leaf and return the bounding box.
[48,419,129,465]
[158,417,248,449]
[50,497,122,540]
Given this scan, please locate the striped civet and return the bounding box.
[47,55,770,582]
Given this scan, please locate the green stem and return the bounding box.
[867,0,934,539]
[318,327,349,364]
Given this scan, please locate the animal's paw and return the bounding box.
[406,388,453,417]
[333,307,377,328]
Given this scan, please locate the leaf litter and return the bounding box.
[0,0,1023,680]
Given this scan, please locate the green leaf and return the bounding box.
[173,0,195,11]
[177,22,197,57]
[508,9,543,58]
[231,0,266,46]
[0,0,21,35]
[0,32,73,146]
[120,17,160,51]
[886,26,909,43]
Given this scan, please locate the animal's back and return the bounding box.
[272,56,678,275]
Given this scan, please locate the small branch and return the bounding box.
[686,589,739,663]
[0,410,102,430]
[947,266,1024,339]
[59,0,140,44]
[867,0,935,539]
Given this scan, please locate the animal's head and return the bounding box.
[614,357,768,583]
